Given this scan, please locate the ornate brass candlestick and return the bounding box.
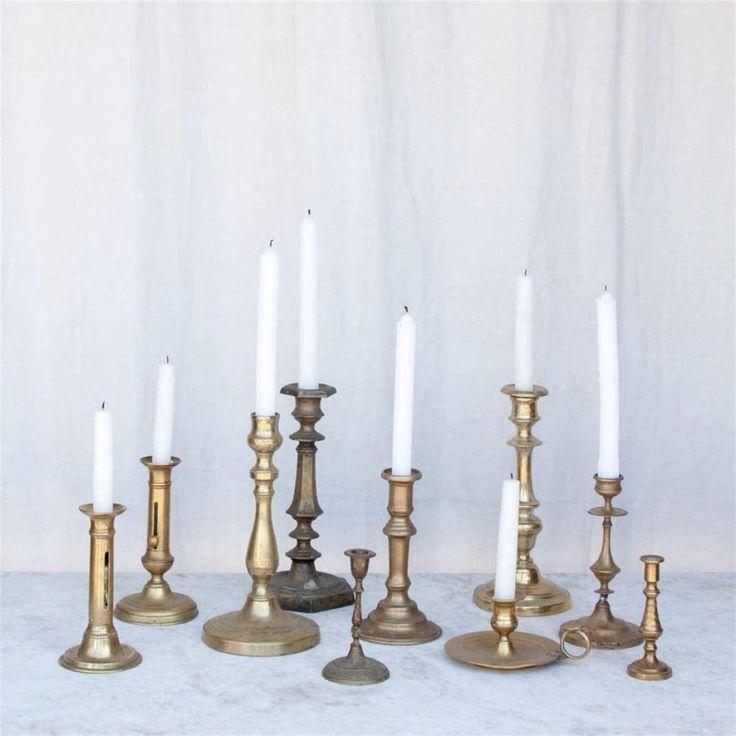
[115,457,198,625]
[445,596,590,671]
[627,555,672,681]
[360,469,441,645]
[474,384,570,616]
[59,504,142,673]
[559,475,642,649]
[322,548,390,686]
[202,414,320,656]
[271,383,353,612]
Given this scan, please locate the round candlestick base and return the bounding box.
[360,606,442,646]
[59,643,142,674]
[322,654,390,686]
[473,578,571,616]
[115,586,198,626]
[560,605,642,650]
[445,631,563,671]
[271,570,354,613]
[627,657,673,681]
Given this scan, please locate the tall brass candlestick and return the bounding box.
[59,504,142,673]
[559,475,642,649]
[360,469,441,645]
[271,383,353,612]
[115,457,198,625]
[202,414,320,656]
[474,385,571,616]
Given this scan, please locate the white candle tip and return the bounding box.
[101,401,105,410]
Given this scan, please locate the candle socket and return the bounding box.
[559,475,642,649]
[627,555,672,681]
[322,548,390,686]
[59,504,142,673]
[202,414,320,656]
[115,457,198,625]
[271,383,354,613]
[360,469,441,646]
[474,385,571,617]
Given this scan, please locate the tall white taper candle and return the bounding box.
[152,357,175,464]
[596,289,619,478]
[391,308,416,476]
[299,211,319,389]
[93,403,114,513]
[254,242,280,416]
[514,271,533,391]
[494,476,520,601]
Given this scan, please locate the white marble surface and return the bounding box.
[2,572,733,735]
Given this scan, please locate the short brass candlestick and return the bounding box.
[627,555,672,681]
[59,504,142,673]
[560,475,642,649]
[360,469,441,645]
[115,457,198,625]
[202,414,320,656]
[271,383,353,612]
[474,385,571,616]
[322,548,390,686]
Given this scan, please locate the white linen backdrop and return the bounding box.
[2,2,733,574]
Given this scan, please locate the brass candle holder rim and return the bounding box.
[140,455,181,469]
[501,383,548,397]
[79,502,126,518]
[345,548,376,559]
[641,554,665,564]
[593,473,624,482]
[280,382,336,398]
[381,468,422,482]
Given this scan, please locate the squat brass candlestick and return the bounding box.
[59,504,142,673]
[115,457,198,625]
[627,555,672,681]
[361,469,441,645]
[202,414,320,656]
[474,384,571,616]
[271,383,353,612]
[559,475,642,649]
[322,548,390,686]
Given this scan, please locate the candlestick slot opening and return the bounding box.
[153,502,158,539]
[103,552,110,609]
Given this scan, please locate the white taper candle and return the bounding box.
[391,308,416,476]
[299,211,319,389]
[93,403,114,513]
[596,289,620,478]
[514,271,533,391]
[494,476,520,601]
[152,358,175,464]
[254,243,280,416]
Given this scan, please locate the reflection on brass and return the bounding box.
[202,414,320,656]
[115,457,198,625]
[59,504,142,673]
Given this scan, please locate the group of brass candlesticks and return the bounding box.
[59,381,671,684]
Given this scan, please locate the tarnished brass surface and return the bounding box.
[360,469,441,646]
[474,385,571,617]
[115,457,198,625]
[59,504,142,673]
[202,414,320,656]
[271,383,353,613]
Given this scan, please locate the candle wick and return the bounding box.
[524,268,527,276]
[604,284,608,292]
[510,472,514,479]
[269,239,274,247]
[166,355,169,364]
[101,401,105,410]
[404,305,409,313]
[307,208,311,216]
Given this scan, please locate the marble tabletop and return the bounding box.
[1,572,733,735]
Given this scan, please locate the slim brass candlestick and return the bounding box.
[322,548,390,686]
[115,457,198,625]
[360,469,441,645]
[627,555,672,681]
[202,414,320,656]
[59,504,142,673]
[474,385,571,616]
[271,383,353,612]
[559,475,642,649]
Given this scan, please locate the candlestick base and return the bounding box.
[559,601,642,650]
[271,570,354,613]
[115,585,198,626]
[59,641,142,674]
[360,606,442,646]
[322,648,390,686]
[472,577,571,617]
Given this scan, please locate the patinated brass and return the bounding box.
[360,469,441,646]
[59,504,142,673]
[322,548,390,686]
[271,383,353,613]
[559,475,642,649]
[474,385,571,617]
[202,414,320,656]
[627,555,672,681]
[115,457,198,625]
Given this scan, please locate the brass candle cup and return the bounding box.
[271,383,353,613]
[360,469,441,646]
[474,384,571,617]
[59,504,142,673]
[202,414,320,656]
[322,548,390,686]
[559,475,642,649]
[115,456,198,625]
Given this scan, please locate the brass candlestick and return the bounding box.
[559,475,642,649]
[360,469,441,645]
[322,548,390,686]
[474,384,571,616]
[446,596,590,670]
[271,383,353,612]
[627,555,672,681]
[202,414,320,656]
[59,504,142,673]
[115,457,198,625]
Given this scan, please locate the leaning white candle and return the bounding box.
[514,271,533,391]
[152,358,175,464]
[494,476,520,601]
[299,211,319,389]
[254,242,280,416]
[391,308,416,476]
[93,403,114,513]
[596,289,619,478]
